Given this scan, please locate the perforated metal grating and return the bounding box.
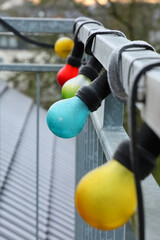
[0,81,76,240]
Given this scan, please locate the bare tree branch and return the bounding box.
[95,0,135,39]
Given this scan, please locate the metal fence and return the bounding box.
[0,17,160,240]
[74,18,160,240]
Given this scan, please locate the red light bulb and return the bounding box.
[57,63,79,87]
[57,40,84,87]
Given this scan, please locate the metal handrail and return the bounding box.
[0,17,74,34]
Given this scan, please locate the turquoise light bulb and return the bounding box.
[47,96,91,138]
[62,74,91,99]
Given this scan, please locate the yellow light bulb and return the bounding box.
[75,159,137,230]
[55,37,74,58]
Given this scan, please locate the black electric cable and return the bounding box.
[65,19,103,68]
[85,29,126,55]
[129,60,160,240]
[73,19,103,44]
[0,17,54,49]
[73,16,96,34]
[127,57,160,93]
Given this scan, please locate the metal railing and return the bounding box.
[74,18,160,240]
[0,17,160,240]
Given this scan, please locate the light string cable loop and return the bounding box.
[85,29,126,56]
[127,55,160,96]
[72,18,103,65]
[73,18,103,44]
[107,40,155,103]
[73,16,102,34]
[0,17,54,48]
[129,60,160,240]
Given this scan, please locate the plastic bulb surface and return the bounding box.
[55,37,74,58]
[47,96,90,138]
[62,74,91,99]
[57,64,79,87]
[75,159,137,230]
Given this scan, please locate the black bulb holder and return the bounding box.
[76,70,111,112]
[113,123,160,180]
[79,56,103,81]
[68,17,103,68]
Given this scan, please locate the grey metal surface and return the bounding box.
[0,17,74,34]
[0,80,8,95]
[0,83,76,240]
[91,94,128,161]
[0,87,33,189]
[0,64,64,72]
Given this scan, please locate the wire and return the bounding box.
[129,84,145,240]
[128,60,160,240]
[127,57,160,88]
[0,17,54,49]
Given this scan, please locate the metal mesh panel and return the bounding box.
[0,79,76,240]
[76,117,107,240]
[75,116,135,240]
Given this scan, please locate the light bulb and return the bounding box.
[75,122,160,230]
[61,57,103,99]
[54,37,74,59]
[57,64,79,87]
[57,41,84,87]
[47,71,110,139]
[46,96,90,138]
[75,159,137,230]
[61,74,91,99]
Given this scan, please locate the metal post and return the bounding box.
[36,72,40,240]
